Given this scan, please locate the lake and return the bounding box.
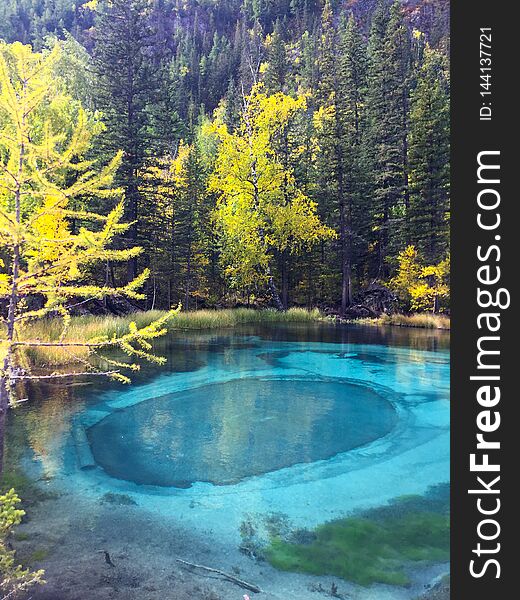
[6,322,450,600]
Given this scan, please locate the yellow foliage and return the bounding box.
[0,42,176,402]
[390,246,450,313]
[209,83,335,289]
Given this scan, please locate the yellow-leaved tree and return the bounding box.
[390,246,450,313]
[0,43,177,471]
[208,84,335,308]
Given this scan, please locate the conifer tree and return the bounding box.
[337,13,368,301]
[141,141,210,310]
[0,42,176,471]
[364,0,411,277]
[314,0,361,313]
[408,44,450,263]
[265,19,288,93]
[93,0,156,281]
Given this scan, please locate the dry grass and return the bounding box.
[357,313,450,330]
[17,307,323,367]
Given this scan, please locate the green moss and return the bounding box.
[0,470,57,505]
[0,471,34,496]
[265,510,449,587]
[28,548,49,563]
[99,492,137,506]
[13,532,30,542]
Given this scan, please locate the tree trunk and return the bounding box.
[280,251,289,310]
[266,266,284,311]
[1,80,25,474]
[0,381,8,474]
[338,180,352,315]
[342,257,353,314]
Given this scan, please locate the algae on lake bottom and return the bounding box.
[265,494,450,587]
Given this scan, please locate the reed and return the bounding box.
[18,307,323,367]
[357,313,450,330]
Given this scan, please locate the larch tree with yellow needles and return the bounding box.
[0,42,177,472]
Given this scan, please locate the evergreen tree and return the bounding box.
[337,14,369,301]
[265,19,288,93]
[314,1,367,312]
[93,0,156,282]
[408,44,450,263]
[0,0,451,313]
[364,0,411,277]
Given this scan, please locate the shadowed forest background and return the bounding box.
[0,0,450,316]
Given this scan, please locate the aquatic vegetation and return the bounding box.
[99,492,137,506]
[239,513,292,560]
[265,496,450,586]
[0,471,34,496]
[0,471,57,506]
[28,548,49,563]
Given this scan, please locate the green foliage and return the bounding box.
[408,44,450,263]
[1,488,45,597]
[0,2,450,313]
[364,0,412,274]
[266,508,449,586]
[140,141,212,310]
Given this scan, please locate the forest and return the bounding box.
[1,0,450,316]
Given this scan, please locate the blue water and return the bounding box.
[87,378,398,487]
[8,323,450,599]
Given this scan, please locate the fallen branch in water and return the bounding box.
[175,558,262,593]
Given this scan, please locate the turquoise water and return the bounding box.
[88,378,398,487]
[8,323,450,600]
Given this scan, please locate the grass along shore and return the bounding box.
[14,307,449,368]
[18,308,321,367]
[354,313,450,330]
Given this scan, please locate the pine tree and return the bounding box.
[408,44,450,263]
[337,14,369,301]
[265,19,288,93]
[93,0,156,282]
[141,141,210,310]
[314,0,366,313]
[364,0,411,277]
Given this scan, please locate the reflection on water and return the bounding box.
[87,378,398,487]
[8,383,85,478]
[4,321,450,598]
[6,322,449,479]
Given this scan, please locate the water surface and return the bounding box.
[88,377,398,487]
[6,322,450,600]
